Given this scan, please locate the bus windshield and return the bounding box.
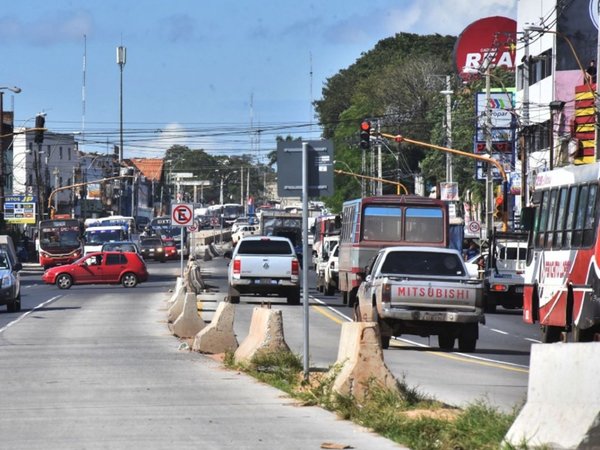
[39,221,82,251]
[84,229,126,244]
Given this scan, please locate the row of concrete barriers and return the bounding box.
[166,253,600,448]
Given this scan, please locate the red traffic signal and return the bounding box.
[360,120,371,149]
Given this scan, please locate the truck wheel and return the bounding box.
[541,325,562,343]
[438,333,455,351]
[14,293,21,312]
[325,283,335,296]
[342,291,348,305]
[380,335,391,349]
[458,324,478,352]
[228,295,240,304]
[353,303,361,322]
[573,325,595,342]
[287,288,301,305]
[348,288,357,308]
[484,294,497,313]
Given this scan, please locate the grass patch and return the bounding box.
[226,349,524,449]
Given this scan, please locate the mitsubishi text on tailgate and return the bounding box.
[355,246,484,352]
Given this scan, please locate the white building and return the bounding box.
[12,129,80,217]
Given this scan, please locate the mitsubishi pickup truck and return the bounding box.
[225,235,301,305]
[355,246,484,352]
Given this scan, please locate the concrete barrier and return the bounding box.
[234,306,290,363]
[167,277,184,304]
[192,301,238,354]
[171,292,206,339]
[504,343,600,449]
[167,287,186,323]
[329,322,400,403]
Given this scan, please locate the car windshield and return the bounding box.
[380,251,466,277]
[141,239,162,246]
[0,253,9,269]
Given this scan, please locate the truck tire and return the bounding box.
[324,282,335,296]
[438,333,455,351]
[6,294,20,313]
[380,335,391,349]
[541,325,562,343]
[484,293,497,313]
[228,295,240,304]
[342,291,348,305]
[287,288,301,305]
[458,324,477,352]
[348,288,358,308]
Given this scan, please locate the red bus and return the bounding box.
[338,195,449,307]
[523,162,600,342]
[38,219,84,269]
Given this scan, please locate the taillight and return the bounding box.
[233,258,241,275]
[382,283,391,303]
[291,259,299,276]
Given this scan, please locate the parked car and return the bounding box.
[0,249,22,312]
[139,237,166,262]
[41,251,148,289]
[231,225,259,244]
[101,241,141,254]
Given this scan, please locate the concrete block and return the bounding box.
[234,307,290,363]
[504,343,600,449]
[171,292,206,339]
[329,322,400,403]
[167,287,186,322]
[167,277,184,304]
[192,301,238,354]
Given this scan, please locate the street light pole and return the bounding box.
[0,86,21,222]
[116,46,126,163]
[441,75,453,182]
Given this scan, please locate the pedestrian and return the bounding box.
[586,59,596,83]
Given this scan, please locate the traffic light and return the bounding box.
[360,120,371,149]
[494,190,504,220]
[34,114,45,144]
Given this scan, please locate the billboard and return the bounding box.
[454,16,517,79]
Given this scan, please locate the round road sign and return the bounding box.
[467,221,481,233]
[171,204,193,227]
[187,225,198,232]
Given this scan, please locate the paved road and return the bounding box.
[0,261,405,450]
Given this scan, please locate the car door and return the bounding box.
[103,253,127,282]
[76,254,105,284]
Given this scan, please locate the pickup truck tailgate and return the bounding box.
[390,278,481,310]
[237,255,293,278]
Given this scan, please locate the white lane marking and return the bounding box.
[311,295,529,369]
[490,328,509,335]
[525,337,541,343]
[0,295,62,334]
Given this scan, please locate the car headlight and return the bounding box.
[157,248,164,252]
[2,274,12,288]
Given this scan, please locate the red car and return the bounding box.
[42,251,148,289]
[162,238,178,260]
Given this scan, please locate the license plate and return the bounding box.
[255,278,275,284]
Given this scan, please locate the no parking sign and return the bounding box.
[171,204,193,227]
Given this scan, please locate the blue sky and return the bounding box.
[1,0,516,160]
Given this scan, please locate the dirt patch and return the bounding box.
[401,408,461,421]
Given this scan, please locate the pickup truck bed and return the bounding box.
[356,246,484,352]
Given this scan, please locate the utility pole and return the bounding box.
[485,64,494,239]
[376,119,382,195]
[53,167,60,212]
[442,75,453,182]
[521,29,530,207]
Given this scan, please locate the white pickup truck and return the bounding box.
[355,246,484,352]
[225,235,301,305]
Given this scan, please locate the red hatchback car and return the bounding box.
[42,251,149,289]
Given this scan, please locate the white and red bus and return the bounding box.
[523,162,600,342]
[38,219,84,269]
[338,195,449,307]
[310,213,340,268]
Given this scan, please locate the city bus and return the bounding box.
[37,219,84,269]
[338,195,448,307]
[523,162,600,342]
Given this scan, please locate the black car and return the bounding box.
[101,241,141,254]
[139,237,166,262]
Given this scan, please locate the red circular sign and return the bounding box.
[454,16,517,80]
[171,204,193,226]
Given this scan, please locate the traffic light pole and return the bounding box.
[381,132,508,232]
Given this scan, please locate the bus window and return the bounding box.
[405,207,444,244]
[583,184,598,247]
[552,187,568,249]
[362,206,402,241]
[544,189,558,249]
[562,186,578,248]
[572,185,589,247]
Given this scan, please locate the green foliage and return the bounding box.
[225,349,517,449]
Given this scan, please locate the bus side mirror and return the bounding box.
[521,207,536,231]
